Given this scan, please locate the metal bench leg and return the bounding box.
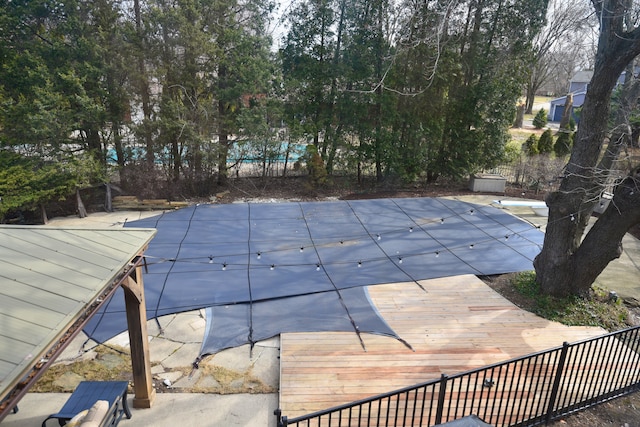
[41,415,54,427]
[122,392,132,419]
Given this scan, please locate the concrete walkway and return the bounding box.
[3,196,639,427]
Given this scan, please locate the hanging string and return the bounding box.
[139,213,542,268]
[130,197,601,277]
[386,198,482,283]
[297,202,369,352]
[134,198,591,271]
[137,208,551,273]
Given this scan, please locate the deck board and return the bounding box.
[279,274,606,418]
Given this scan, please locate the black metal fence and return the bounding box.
[276,326,640,427]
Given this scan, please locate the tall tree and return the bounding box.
[524,0,592,113]
[143,0,273,187]
[0,0,113,210]
[392,0,548,180]
[213,0,274,185]
[281,0,547,183]
[0,0,84,158]
[534,0,640,297]
[344,0,396,182]
[91,0,132,172]
[384,0,457,182]
[281,0,338,153]
[131,0,157,167]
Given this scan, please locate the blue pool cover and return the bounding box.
[83,197,544,358]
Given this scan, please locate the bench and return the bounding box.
[42,381,131,427]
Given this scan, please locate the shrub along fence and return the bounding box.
[275,326,640,427]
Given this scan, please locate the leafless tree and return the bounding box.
[525,0,593,113]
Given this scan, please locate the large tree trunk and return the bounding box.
[567,172,640,290]
[534,0,640,297]
[524,82,536,115]
[534,75,616,296]
[513,104,525,128]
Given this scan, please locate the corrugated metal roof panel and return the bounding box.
[0,226,155,402]
[0,265,89,309]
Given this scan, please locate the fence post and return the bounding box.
[434,374,448,425]
[274,409,287,427]
[545,342,569,425]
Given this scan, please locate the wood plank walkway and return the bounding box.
[279,274,606,419]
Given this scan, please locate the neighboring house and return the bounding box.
[568,70,593,93]
[549,69,632,122]
[549,91,586,122]
[548,70,593,122]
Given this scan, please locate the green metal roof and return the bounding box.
[0,225,156,402]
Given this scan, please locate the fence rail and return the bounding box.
[276,326,640,427]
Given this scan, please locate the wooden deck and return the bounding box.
[279,274,606,418]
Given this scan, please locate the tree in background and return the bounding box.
[533,108,548,129]
[394,0,547,181]
[524,0,593,113]
[0,150,104,222]
[281,0,548,183]
[344,0,396,182]
[553,131,572,158]
[304,144,328,188]
[0,0,117,214]
[524,134,540,156]
[0,0,552,217]
[234,96,291,178]
[538,128,554,153]
[124,0,274,190]
[1,1,91,158]
[281,0,346,174]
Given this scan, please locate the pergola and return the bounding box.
[0,225,157,422]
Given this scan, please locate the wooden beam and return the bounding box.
[122,260,155,408]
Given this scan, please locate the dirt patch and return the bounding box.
[547,394,640,426]
[210,175,546,204]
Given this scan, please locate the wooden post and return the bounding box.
[122,261,156,408]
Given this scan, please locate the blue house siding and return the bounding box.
[548,92,586,122]
[568,70,592,94]
[547,69,635,122]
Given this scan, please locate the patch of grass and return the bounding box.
[33,346,131,392]
[194,364,276,394]
[511,271,630,331]
[32,344,277,395]
[509,128,534,141]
